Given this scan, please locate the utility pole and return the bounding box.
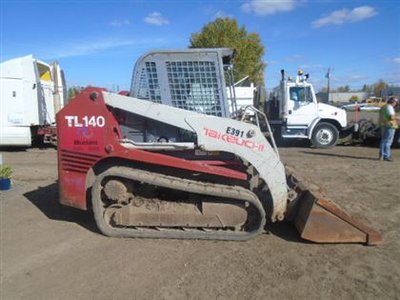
[326,67,331,103]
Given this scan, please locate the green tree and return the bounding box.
[336,85,350,92]
[361,84,372,93]
[387,84,400,96]
[190,17,265,85]
[319,87,328,93]
[67,86,84,101]
[373,80,388,97]
[349,95,359,102]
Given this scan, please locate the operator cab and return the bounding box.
[130,48,236,118]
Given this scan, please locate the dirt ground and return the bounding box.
[1,145,399,300]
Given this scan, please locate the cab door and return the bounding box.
[286,86,318,126]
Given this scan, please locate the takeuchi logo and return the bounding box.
[203,128,265,152]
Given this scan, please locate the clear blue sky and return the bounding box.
[1,0,399,92]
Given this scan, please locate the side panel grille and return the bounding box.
[60,149,101,173]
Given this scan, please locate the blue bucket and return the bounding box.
[0,178,11,190]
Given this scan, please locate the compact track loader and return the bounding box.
[57,49,382,244]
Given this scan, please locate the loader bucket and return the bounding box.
[286,168,383,246]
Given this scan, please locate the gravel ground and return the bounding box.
[1,145,399,300]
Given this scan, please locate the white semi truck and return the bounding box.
[0,55,66,147]
[266,70,353,148]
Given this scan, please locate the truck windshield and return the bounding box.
[289,87,313,102]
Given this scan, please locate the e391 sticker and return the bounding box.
[204,127,265,152]
[226,126,245,138]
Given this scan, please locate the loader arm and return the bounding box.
[104,92,288,221]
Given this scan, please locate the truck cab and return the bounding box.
[267,70,348,148]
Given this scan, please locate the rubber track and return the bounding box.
[92,166,266,240]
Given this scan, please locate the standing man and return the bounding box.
[379,97,399,161]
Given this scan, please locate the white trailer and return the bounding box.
[0,55,66,147]
[226,76,256,114]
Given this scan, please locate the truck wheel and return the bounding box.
[311,122,339,148]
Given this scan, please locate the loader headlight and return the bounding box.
[247,129,256,138]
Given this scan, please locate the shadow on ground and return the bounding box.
[0,147,29,152]
[301,150,379,161]
[0,143,56,152]
[275,139,310,148]
[23,182,98,234]
[266,221,308,244]
[22,182,312,244]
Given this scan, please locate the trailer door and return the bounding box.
[0,78,32,146]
